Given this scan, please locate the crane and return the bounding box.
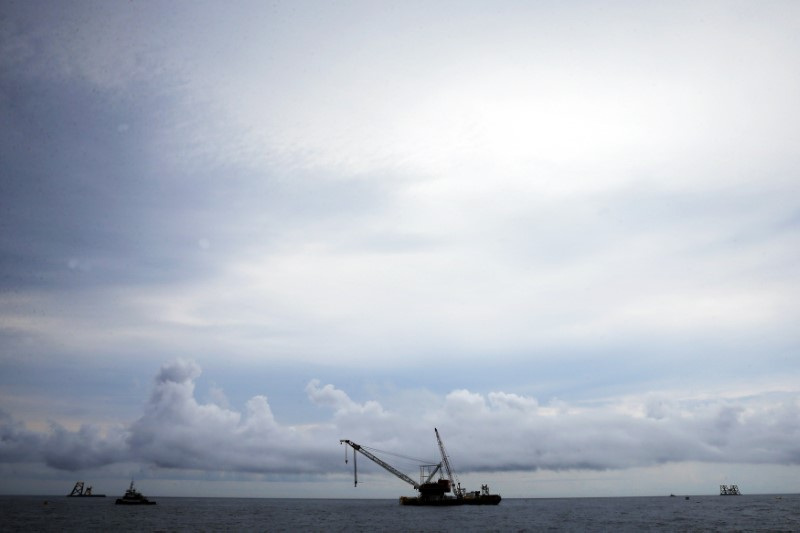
[340,438,453,501]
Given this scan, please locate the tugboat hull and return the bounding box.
[462,494,502,505]
[115,499,156,505]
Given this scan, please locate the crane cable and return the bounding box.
[360,445,434,466]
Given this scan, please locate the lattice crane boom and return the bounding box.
[435,428,463,497]
[340,439,420,489]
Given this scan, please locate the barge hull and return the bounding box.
[400,494,501,506]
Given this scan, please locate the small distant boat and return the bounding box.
[115,480,156,505]
[67,481,105,497]
[720,484,741,495]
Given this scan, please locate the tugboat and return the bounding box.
[67,481,105,497]
[115,480,156,505]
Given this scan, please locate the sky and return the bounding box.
[1,0,799,498]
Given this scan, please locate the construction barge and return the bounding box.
[67,481,105,497]
[340,428,501,506]
[720,484,741,495]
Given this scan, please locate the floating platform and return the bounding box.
[400,493,502,506]
[67,481,105,497]
[720,484,741,495]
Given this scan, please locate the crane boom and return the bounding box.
[340,439,420,489]
[435,428,462,497]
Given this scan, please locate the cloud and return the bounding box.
[1,0,797,378]
[0,409,126,471]
[1,362,798,480]
[0,410,42,463]
[130,360,284,472]
[42,423,128,471]
[306,379,384,418]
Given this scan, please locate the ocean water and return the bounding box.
[1,494,798,532]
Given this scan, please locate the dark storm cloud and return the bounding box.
[0,409,126,470]
[42,423,128,471]
[0,409,41,462]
